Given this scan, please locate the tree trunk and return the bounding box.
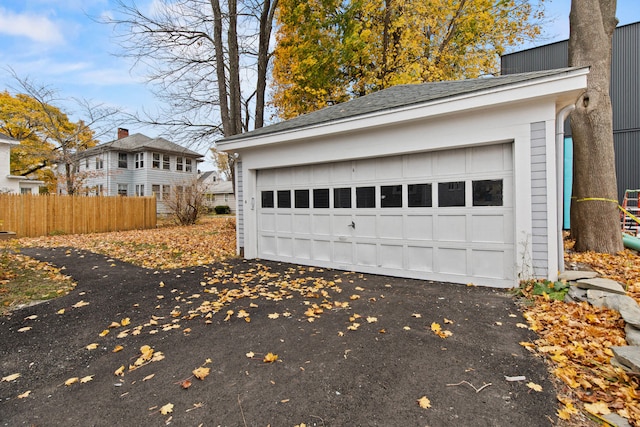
[568,0,622,253]
[210,0,233,137]
[227,0,242,136]
[255,0,278,129]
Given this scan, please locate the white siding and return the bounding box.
[530,122,548,276]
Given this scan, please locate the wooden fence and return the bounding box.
[0,194,157,238]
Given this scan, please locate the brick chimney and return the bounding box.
[117,128,129,139]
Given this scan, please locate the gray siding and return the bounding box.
[502,22,640,201]
[236,160,244,251]
[530,122,548,277]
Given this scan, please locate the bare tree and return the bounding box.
[105,0,278,165]
[164,178,208,225]
[568,0,622,253]
[7,69,122,194]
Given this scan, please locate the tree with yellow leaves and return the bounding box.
[272,0,545,119]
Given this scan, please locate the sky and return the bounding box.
[1,0,640,170]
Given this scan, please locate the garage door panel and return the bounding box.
[261,235,276,255]
[293,214,311,234]
[407,246,433,272]
[334,241,353,263]
[312,214,331,235]
[379,215,403,239]
[470,144,511,173]
[354,159,375,181]
[331,161,352,182]
[294,239,311,259]
[356,243,377,266]
[294,166,311,184]
[472,250,507,279]
[471,214,510,243]
[354,215,376,238]
[313,240,331,261]
[437,215,467,241]
[376,157,403,179]
[332,214,353,236]
[438,248,467,275]
[312,164,330,182]
[276,169,293,186]
[261,213,276,232]
[405,215,433,240]
[277,237,293,257]
[380,244,404,269]
[276,214,292,233]
[406,152,433,177]
[435,149,466,175]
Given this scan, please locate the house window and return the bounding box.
[118,153,128,168]
[96,184,104,195]
[438,181,465,207]
[176,157,184,171]
[95,156,103,170]
[152,153,161,169]
[135,153,144,169]
[261,191,274,208]
[277,190,291,208]
[118,184,128,196]
[162,185,170,201]
[185,158,193,172]
[381,185,402,207]
[473,179,503,206]
[152,184,161,199]
[295,189,310,208]
[356,186,375,208]
[313,189,330,208]
[163,154,170,170]
[20,187,31,195]
[408,184,432,207]
[136,184,145,196]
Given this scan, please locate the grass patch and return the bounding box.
[513,278,570,301]
[0,246,76,316]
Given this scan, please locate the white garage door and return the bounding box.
[256,143,514,287]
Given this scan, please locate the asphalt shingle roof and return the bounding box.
[82,133,203,158]
[221,68,578,143]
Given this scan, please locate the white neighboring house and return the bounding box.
[199,171,236,213]
[56,128,204,213]
[0,133,44,194]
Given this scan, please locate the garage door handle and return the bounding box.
[348,221,355,229]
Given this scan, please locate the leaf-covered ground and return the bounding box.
[16,216,237,269]
[521,240,640,426]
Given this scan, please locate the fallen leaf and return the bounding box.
[526,382,542,392]
[263,352,278,363]
[246,351,255,358]
[2,373,20,382]
[192,367,210,380]
[65,377,79,386]
[24,315,37,320]
[268,313,280,319]
[412,313,422,318]
[584,401,611,415]
[114,365,125,376]
[80,375,94,383]
[17,327,32,333]
[99,329,109,337]
[72,300,90,308]
[180,379,192,389]
[515,323,529,329]
[417,396,432,409]
[160,403,174,415]
[56,309,65,315]
[120,318,130,326]
[403,326,411,330]
[112,345,124,353]
[443,318,454,324]
[17,390,31,399]
[366,316,378,323]
[142,374,155,381]
[108,321,121,328]
[86,343,99,350]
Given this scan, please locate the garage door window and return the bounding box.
[381,185,402,207]
[473,179,503,206]
[439,181,465,207]
[356,186,376,208]
[408,184,432,207]
[261,191,274,208]
[334,188,352,208]
[295,189,310,208]
[313,189,330,208]
[277,190,291,208]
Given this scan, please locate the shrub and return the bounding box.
[214,205,231,215]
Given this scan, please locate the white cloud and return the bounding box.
[0,7,64,44]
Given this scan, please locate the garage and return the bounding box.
[219,68,588,287]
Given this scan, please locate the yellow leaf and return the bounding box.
[515,323,529,329]
[86,343,99,350]
[417,396,431,409]
[268,313,280,319]
[65,377,79,386]
[443,318,454,324]
[99,329,109,337]
[108,321,121,328]
[80,375,94,383]
[17,390,31,399]
[17,327,32,333]
[246,351,255,358]
[347,323,360,331]
[366,316,378,323]
[160,403,174,415]
[24,315,37,320]
[557,402,578,420]
[205,358,212,364]
[349,294,360,300]
[412,313,422,318]
[114,365,125,376]
[193,367,210,380]
[72,300,90,308]
[120,317,131,326]
[56,309,65,315]
[2,373,20,382]
[403,326,411,330]
[526,382,542,392]
[263,352,278,363]
[112,345,124,353]
[584,401,611,415]
[143,374,155,381]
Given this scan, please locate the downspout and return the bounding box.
[556,104,575,274]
